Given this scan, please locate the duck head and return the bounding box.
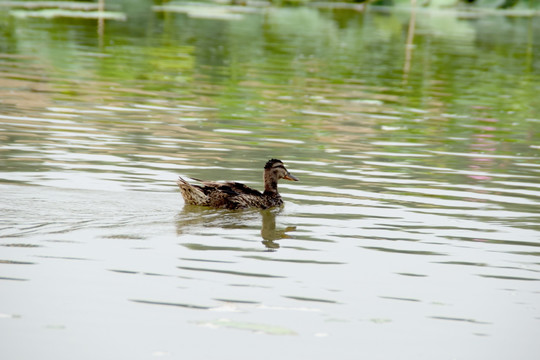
[264,159,298,193]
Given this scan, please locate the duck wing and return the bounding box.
[202,181,265,209]
[179,178,267,209]
[189,178,261,196]
[221,181,263,197]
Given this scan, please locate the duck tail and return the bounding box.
[176,176,208,206]
[176,176,190,187]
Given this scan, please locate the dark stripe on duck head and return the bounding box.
[264,159,283,169]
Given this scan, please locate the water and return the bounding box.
[1,4,540,359]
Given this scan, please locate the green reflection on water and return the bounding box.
[1,6,539,194]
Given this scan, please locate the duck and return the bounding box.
[177,159,299,210]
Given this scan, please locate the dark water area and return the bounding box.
[1,4,540,359]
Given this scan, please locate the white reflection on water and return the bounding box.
[2,96,540,359]
[2,108,540,359]
[2,160,540,360]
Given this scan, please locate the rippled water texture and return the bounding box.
[1,4,540,359]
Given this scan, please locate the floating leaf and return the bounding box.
[0,1,101,11]
[153,5,245,21]
[196,318,297,335]
[10,9,126,21]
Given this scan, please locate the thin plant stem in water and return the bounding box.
[403,0,417,84]
[98,0,105,47]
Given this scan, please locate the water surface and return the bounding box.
[1,5,540,360]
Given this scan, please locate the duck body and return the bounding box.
[177,178,283,210]
[177,159,298,210]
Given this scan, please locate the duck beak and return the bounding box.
[283,172,299,181]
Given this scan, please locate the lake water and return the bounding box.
[1,4,540,359]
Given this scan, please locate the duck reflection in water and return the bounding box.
[259,209,296,250]
[175,206,295,250]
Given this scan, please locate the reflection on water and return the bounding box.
[1,5,540,360]
[260,209,296,249]
[176,206,296,250]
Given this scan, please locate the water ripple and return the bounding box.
[178,266,286,279]
[1,11,540,359]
